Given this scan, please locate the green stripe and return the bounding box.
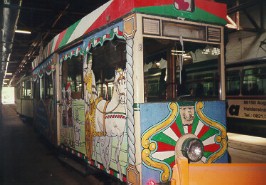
[203,151,213,159]
[152,132,176,147]
[200,127,219,141]
[163,155,175,166]
[59,20,81,48]
[192,114,200,134]
[134,5,226,25]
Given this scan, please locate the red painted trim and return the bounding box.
[54,29,67,50]
[195,0,227,20]
[156,141,175,152]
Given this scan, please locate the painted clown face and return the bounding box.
[180,106,195,125]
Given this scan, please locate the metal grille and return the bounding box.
[207,27,221,42]
[143,18,160,36]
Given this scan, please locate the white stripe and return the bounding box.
[183,126,188,134]
[51,34,59,53]
[202,134,216,146]
[151,151,175,161]
[194,120,204,136]
[201,156,207,163]
[67,0,113,44]
[163,127,179,141]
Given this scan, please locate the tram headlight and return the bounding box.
[182,138,204,162]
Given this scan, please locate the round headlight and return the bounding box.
[182,138,204,162]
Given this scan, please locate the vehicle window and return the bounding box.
[226,70,240,96]
[90,39,126,100]
[62,55,83,99]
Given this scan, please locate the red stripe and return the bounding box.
[204,143,220,152]
[170,122,182,138]
[54,29,67,50]
[170,160,176,168]
[196,124,210,138]
[195,0,227,20]
[156,141,175,152]
[188,125,192,133]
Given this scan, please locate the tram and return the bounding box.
[17,0,230,184]
[226,57,266,137]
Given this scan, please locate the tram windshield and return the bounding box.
[143,38,221,102]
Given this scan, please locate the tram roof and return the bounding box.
[40,0,227,61]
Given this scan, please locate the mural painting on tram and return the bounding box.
[82,23,128,181]
[33,56,57,145]
[59,46,86,154]
[58,22,129,181]
[140,101,227,184]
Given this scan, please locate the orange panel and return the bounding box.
[172,157,266,185]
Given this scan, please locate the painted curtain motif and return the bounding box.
[140,101,227,184]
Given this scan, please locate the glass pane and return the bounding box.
[226,70,240,95]
[89,39,126,101]
[143,38,220,102]
[62,55,83,99]
[242,67,266,95]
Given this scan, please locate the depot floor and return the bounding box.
[0,104,121,185]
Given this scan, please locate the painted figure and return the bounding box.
[93,68,127,180]
[84,57,98,159]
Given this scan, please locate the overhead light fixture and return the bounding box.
[15,29,31,34]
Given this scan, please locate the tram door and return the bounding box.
[59,55,83,148]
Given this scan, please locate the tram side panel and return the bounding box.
[140,101,228,184]
[15,77,34,120]
[33,71,57,145]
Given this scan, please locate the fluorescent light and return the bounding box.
[5,72,12,75]
[15,30,31,34]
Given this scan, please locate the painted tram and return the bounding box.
[16,0,236,184]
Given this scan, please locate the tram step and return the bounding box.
[57,155,88,175]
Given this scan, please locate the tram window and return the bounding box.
[143,38,220,102]
[226,70,240,96]
[62,55,83,99]
[40,77,45,99]
[22,80,32,98]
[45,73,54,99]
[33,79,40,100]
[175,45,219,100]
[242,67,266,95]
[91,39,126,100]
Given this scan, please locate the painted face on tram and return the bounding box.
[180,106,195,126]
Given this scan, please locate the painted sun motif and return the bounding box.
[141,102,227,182]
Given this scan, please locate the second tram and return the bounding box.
[226,57,266,137]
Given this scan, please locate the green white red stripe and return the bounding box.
[39,0,226,64]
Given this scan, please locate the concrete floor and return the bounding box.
[0,105,121,185]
